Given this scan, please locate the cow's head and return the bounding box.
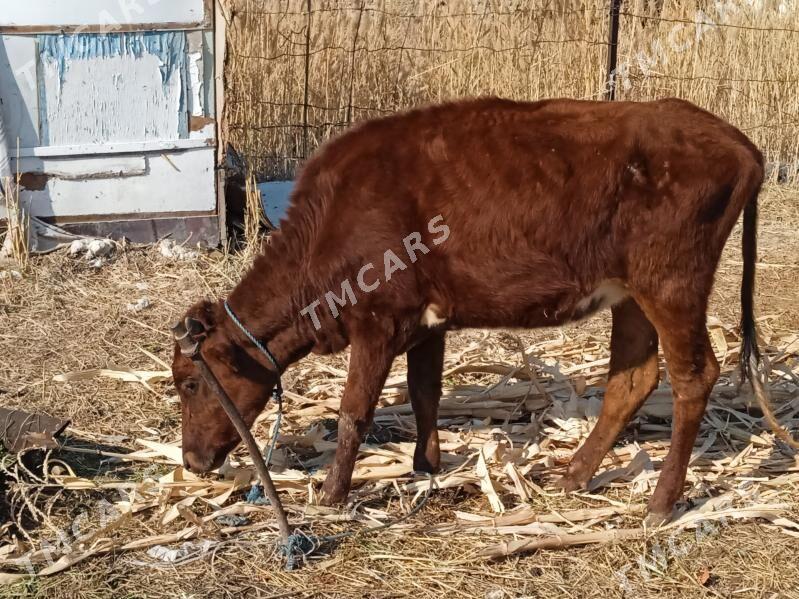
[172,300,278,473]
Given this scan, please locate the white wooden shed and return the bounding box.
[0,0,224,246]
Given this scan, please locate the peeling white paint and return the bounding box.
[189,123,215,141]
[188,51,204,117]
[39,33,188,146]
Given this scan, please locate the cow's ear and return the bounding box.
[184,300,218,342]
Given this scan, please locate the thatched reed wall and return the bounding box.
[224,0,799,180]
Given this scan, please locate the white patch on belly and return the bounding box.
[420,304,447,328]
[573,280,629,321]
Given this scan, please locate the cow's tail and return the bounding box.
[740,177,799,449]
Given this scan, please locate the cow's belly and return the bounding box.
[421,279,629,331]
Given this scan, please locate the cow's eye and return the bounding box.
[181,379,199,394]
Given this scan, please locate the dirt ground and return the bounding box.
[0,184,798,598]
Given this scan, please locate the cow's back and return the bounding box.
[283,97,762,329]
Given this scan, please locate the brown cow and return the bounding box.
[173,97,777,524]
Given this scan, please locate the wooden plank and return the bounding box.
[214,0,227,245]
[14,138,213,158]
[57,214,220,246]
[0,0,209,32]
[13,155,147,179]
[203,30,216,119]
[187,31,206,118]
[0,36,39,149]
[214,0,227,165]
[20,148,216,217]
[0,23,212,35]
[43,209,216,224]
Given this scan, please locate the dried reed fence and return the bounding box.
[617,1,799,177]
[223,0,799,181]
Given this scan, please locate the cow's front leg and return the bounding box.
[320,337,395,505]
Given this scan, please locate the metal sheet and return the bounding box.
[259,181,294,227]
[0,407,70,453]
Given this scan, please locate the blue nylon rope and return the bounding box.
[223,299,435,570]
[224,300,282,375]
[224,300,283,505]
[279,473,435,570]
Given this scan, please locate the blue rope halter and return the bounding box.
[224,300,284,487]
[224,300,283,379]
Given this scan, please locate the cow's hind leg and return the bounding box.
[557,298,659,492]
[639,302,719,524]
[407,331,445,473]
[320,336,396,506]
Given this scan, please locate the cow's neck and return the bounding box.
[223,314,313,378]
[224,236,317,369]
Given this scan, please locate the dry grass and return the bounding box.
[225,0,799,180]
[618,0,799,179]
[1,176,30,272]
[225,0,611,179]
[0,184,797,597]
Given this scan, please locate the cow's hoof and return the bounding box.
[318,489,347,507]
[554,474,589,493]
[412,459,440,476]
[412,470,436,479]
[643,510,672,528]
[412,463,440,475]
